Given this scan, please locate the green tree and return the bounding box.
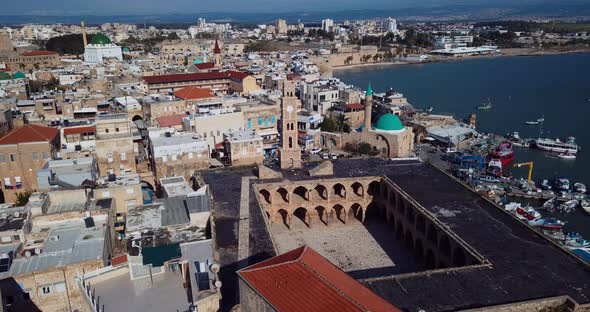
[15,190,33,207]
[345,56,353,65]
[334,114,352,133]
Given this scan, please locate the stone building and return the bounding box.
[143,71,258,94]
[182,109,244,152]
[224,130,264,167]
[235,100,280,156]
[148,129,210,181]
[278,80,302,169]
[329,103,366,129]
[0,125,59,202]
[83,33,123,64]
[0,51,61,71]
[142,95,187,125]
[94,114,137,176]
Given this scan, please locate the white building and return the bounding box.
[83,33,123,64]
[383,17,398,34]
[322,19,334,32]
[435,35,474,49]
[182,108,244,151]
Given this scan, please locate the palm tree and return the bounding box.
[345,55,353,65]
[334,114,352,133]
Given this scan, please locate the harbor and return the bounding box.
[337,52,590,262]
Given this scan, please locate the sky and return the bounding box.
[3,0,588,15]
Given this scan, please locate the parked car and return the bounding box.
[310,148,322,154]
[321,153,330,160]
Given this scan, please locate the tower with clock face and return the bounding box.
[279,80,302,169]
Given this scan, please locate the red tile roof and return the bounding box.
[63,126,96,135]
[0,124,59,145]
[20,50,59,57]
[194,62,215,70]
[174,86,215,100]
[239,246,400,312]
[143,72,228,85]
[346,103,365,110]
[214,40,221,54]
[156,114,186,127]
[143,70,251,85]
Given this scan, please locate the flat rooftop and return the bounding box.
[203,158,590,312]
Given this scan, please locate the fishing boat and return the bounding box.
[515,205,542,221]
[539,179,552,190]
[535,137,580,154]
[543,230,566,241]
[542,197,557,212]
[580,199,590,215]
[524,120,539,125]
[557,152,576,160]
[565,238,590,249]
[487,158,503,177]
[504,202,521,212]
[574,182,587,194]
[552,177,571,192]
[528,218,565,230]
[477,98,493,110]
[490,141,514,166]
[426,106,434,112]
[559,199,579,213]
[537,117,545,122]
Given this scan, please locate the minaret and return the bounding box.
[81,20,88,48]
[279,80,302,169]
[213,40,221,67]
[364,83,373,132]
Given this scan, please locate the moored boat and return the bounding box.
[528,218,565,230]
[525,120,539,125]
[477,98,493,110]
[491,141,514,166]
[535,137,579,154]
[580,199,590,215]
[487,158,503,177]
[515,205,542,221]
[574,182,587,194]
[557,152,576,160]
[559,199,579,213]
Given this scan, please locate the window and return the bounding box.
[271,116,275,124]
[42,152,49,160]
[102,191,110,198]
[115,127,120,132]
[264,118,269,127]
[188,152,193,159]
[40,286,52,295]
[247,119,252,129]
[105,128,109,133]
[0,155,4,162]
[120,153,126,161]
[126,188,134,194]
[32,152,38,160]
[107,155,113,163]
[258,117,262,126]
[217,130,220,136]
[171,155,177,161]
[10,154,16,162]
[162,155,168,162]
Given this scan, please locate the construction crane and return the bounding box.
[514,162,534,183]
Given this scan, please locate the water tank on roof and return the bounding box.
[84,217,95,228]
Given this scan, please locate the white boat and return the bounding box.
[574,182,587,194]
[537,117,545,122]
[557,152,576,160]
[581,200,590,215]
[525,121,539,125]
[426,106,434,112]
[477,98,493,110]
[535,137,579,154]
[559,200,579,213]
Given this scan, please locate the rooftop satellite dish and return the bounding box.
[24,251,31,258]
[35,248,42,255]
[214,280,222,289]
[13,212,19,218]
[210,263,220,273]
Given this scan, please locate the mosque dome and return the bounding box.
[374,114,404,132]
[90,33,112,45]
[12,71,25,79]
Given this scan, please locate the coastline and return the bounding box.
[332,47,590,71]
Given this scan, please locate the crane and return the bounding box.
[513,162,534,183]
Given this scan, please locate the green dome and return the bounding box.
[0,72,11,80]
[374,114,404,131]
[193,58,204,64]
[122,47,130,52]
[90,33,112,45]
[12,71,25,79]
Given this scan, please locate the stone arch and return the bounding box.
[293,186,309,201]
[293,207,310,227]
[276,209,289,228]
[367,181,380,197]
[258,189,271,204]
[416,215,426,234]
[315,206,328,225]
[276,187,289,203]
[425,249,436,269]
[314,184,328,200]
[351,182,364,196]
[415,238,425,259]
[405,229,414,249]
[375,134,390,157]
[141,181,155,191]
[332,183,346,198]
[332,204,345,223]
[350,203,363,222]
[440,235,451,257]
[406,205,415,224]
[427,224,438,244]
[132,115,143,122]
[395,220,404,239]
[453,248,466,267]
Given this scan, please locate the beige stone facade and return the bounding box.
[95,115,137,175]
[278,80,302,169]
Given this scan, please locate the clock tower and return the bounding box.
[279,80,302,169]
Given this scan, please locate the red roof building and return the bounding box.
[194,62,216,71]
[20,50,59,57]
[174,86,215,100]
[155,114,187,128]
[238,245,400,312]
[63,126,96,136]
[143,72,229,85]
[0,124,59,145]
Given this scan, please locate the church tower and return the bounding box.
[279,80,302,169]
[213,40,222,67]
[363,83,373,132]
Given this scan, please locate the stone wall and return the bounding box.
[238,278,275,312]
